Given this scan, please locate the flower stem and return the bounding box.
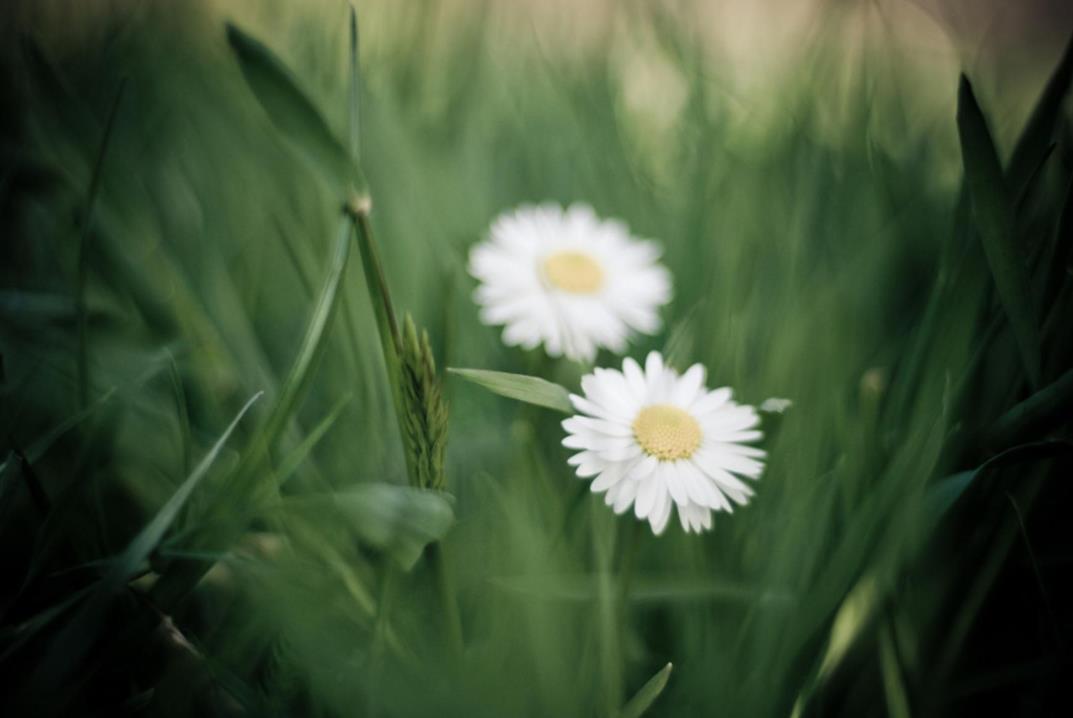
[427,541,464,656]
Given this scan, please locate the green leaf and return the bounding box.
[254,219,354,480]
[956,75,1042,388]
[1006,32,1073,193]
[282,484,455,570]
[107,391,263,586]
[21,386,118,464]
[987,368,1073,448]
[347,4,362,160]
[34,392,262,686]
[620,662,673,718]
[151,218,353,610]
[929,439,1073,517]
[275,393,351,487]
[448,367,573,413]
[1040,174,1073,309]
[225,22,365,196]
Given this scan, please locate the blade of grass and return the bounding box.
[226,22,365,197]
[986,367,1073,448]
[347,4,362,160]
[1006,31,1073,193]
[929,439,1072,517]
[257,221,353,467]
[1039,173,1073,310]
[957,76,1042,389]
[878,620,912,718]
[620,662,673,718]
[152,219,353,610]
[32,391,262,689]
[275,392,351,487]
[447,367,573,413]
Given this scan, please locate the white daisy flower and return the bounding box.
[468,202,672,363]
[561,352,765,535]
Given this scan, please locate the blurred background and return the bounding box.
[2,0,1071,716]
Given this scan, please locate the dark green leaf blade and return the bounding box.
[33,391,262,687]
[1007,31,1073,192]
[225,22,365,195]
[987,368,1073,448]
[956,75,1042,388]
[448,367,573,413]
[929,439,1073,517]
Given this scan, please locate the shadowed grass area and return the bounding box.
[1,1,1071,716]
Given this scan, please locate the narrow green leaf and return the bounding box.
[1006,31,1073,192]
[987,368,1073,448]
[957,76,1042,388]
[151,219,352,610]
[878,622,911,718]
[1040,173,1073,308]
[22,386,118,464]
[929,439,1073,517]
[448,367,573,413]
[226,22,365,196]
[35,391,262,686]
[257,220,353,469]
[0,584,97,662]
[347,4,362,160]
[620,662,673,718]
[281,484,455,570]
[275,393,351,486]
[108,391,262,586]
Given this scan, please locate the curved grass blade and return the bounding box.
[275,392,351,487]
[957,76,1042,389]
[1006,31,1073,192]
[151,220,352,609]
[256,220,353,470]
[33,391,262,688]
[448,367,573,413]
[347,4,362,160]
[620,662,673,718]
[929,439,1073,518]
[226,22,365,196]
[1040,173,1073,309]
[987,367,1073,448]
[19,386,118,465]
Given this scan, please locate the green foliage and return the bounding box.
[956,76,1042,388]
[226,22,365,198]
[448,367,574,413]
[621,662,673,718]
[1,2,1071,717]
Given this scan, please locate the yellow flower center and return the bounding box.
[632,404,702,461]
[543,251,604,294]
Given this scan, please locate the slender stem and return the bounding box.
[591,499,621,717]
[427,542,464,656]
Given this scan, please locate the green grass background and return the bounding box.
[2,1,1071,715]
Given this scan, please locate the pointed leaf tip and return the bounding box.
[448,368,573,413]
[956,73,1043,389]
[621,662,674,718]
